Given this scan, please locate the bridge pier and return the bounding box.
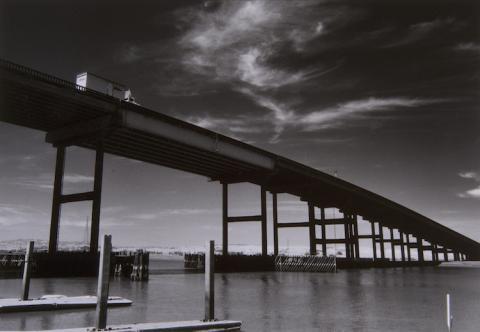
[308,203,316,256]
[221,183,267,256]
[371,221,377,260]
[48,143,104,254]
[379,225,386,259]
[400,232,406,262]
[389,228,396,262]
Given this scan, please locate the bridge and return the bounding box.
[1,59,479,264]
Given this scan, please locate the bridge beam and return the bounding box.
[371,221,377,260]
[320,207,327,256]
[390,228,396,262]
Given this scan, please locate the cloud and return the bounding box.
[299,97,446,131]
[458,171,480,199]
[0,204,45,226]
[179,0,334,142]
[455,42,480,53]
[130,208,217,221]
[385,17,458,48]
[7,173,93,191]
[459,171,478,180]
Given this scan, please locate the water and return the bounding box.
[1,258,479,331]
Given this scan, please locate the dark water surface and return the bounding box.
[0,258,479,331]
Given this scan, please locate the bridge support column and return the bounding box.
[443,248,448,262]
[371,221,377,260]
[418,238,424,262]
[222,183,228,256]
[221,183,267,256]
[453,252,459,261]
[344,214,352,259]
[433,244,438,262]
[405,234,411,261]
[379,225,385,259]
[353,215,360,259]
[390,228,396,262]
[48,146,65,254]
[400,232,406,262]
[320,208,327,256]
[260,187,267,256]
[90,142,104,254]
[272,193,278,256]
[308,202,316,256]
[48,143,104,254]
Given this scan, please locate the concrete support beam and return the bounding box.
[90,142,104,253]
[261,187,267,256]
[400,232,406,262]
[222,183,228,256]
[390,228,396,262]
[379,225,385,259]
[272,193,278,256]
[406,234,411,261]
[48,146,65,254]
[320,208,327,256]
[371,222,377,260]
[353,215,360,259]
[418,238,424,262]
[308,202,316,256]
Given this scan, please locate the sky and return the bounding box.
[0,0,479,254]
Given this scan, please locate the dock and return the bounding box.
[0,295,132,313]
[0,320,241,332]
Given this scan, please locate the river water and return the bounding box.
[0,257,479,331]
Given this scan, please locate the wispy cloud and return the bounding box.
[4,173,93,191]
[0,204,45,226]
[130,208,218,221]
[454,42,480,53]
[458,171,480,199]
[179,0,336,142]
[299,97,447,131]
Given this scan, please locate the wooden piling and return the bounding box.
[21,241,34,301]
[205,240,215,321]
[95,234,112,330]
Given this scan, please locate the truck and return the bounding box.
[76,72,138,104]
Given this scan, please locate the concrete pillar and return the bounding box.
[320,208,327,256]
[418,238,424,262]
[379,225,385,259]
[308,202,316,256]
[21,241,34,301]
[371,221,377,260]
[272,193,278,256]
[95,234,112,330]
[390,228,396,262]
[205,240,215,321]
[222,183,228,256]
[90,142,104,253]
[443,248,448,262]
[344,215,351,259]
[400,232,405,262]
[48,146,65,254]
[405,234,411,261]
[353,215,360,259]
[261,186,267,256]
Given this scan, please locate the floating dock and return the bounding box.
[0,295,132,313]
[1,320,242,332]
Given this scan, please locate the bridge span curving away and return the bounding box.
[1,58,479,262]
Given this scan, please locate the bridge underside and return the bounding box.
[1,59,479,262]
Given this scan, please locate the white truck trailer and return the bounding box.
[76,72,138,104]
